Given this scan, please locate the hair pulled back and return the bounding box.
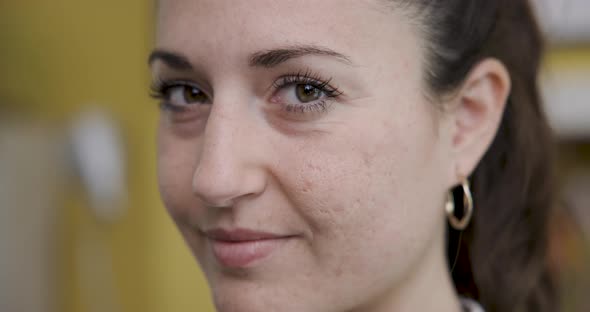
[395,1,558,311]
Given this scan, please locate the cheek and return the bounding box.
[277,99,445,275]
[156,125,200,221]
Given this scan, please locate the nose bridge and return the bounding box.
[192,99,266,207]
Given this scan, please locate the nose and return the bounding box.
[192,102,267,208]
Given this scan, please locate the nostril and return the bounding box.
[191,174,234,207]
[191,161,245,208]
[195,193,236,209]
[191,184,249,209]
[191,162,268,209]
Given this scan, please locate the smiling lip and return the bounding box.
[204,228,294,268]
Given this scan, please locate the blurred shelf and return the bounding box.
[542,69,590,139]
[534,0,590,44]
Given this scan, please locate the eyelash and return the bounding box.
[149,70,343,114]
[150,79,204,112]
[271,70,343,114]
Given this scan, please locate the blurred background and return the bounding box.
[0,1,588,311]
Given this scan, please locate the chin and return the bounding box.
[210,279,288,312]
[206,268,326,312]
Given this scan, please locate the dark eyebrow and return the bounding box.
[148,50,193,70]
[148,45,352,70]
[249,45,353,68]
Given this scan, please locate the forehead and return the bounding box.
[155,0,407,59]
[156,0,389,29]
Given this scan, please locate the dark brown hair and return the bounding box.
[396,1,558,311]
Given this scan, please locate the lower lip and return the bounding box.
[209,237,290,268]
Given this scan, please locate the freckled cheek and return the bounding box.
[287,150,373,237]
[289,142,413,252]
[288,160,399,281]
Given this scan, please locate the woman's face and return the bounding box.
[154,1,455,311]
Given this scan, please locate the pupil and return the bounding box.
[297,84,320,102]
[185,87,203,101]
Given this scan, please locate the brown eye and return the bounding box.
[166,84,208,107]
[181,86,208,103]
[295,84,322,103]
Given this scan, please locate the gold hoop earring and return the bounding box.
[445,178,473,230]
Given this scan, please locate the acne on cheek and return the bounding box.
[296,153,375,222]
[300,176,313,195]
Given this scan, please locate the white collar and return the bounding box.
[459,297,485,312]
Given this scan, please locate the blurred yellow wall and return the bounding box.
[1,2,588,312]
[1,1,214,312]
[546,46,590,71]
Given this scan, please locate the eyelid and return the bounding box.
[271,70,343,97]
[150,79,211,115]
[150,76,213,100]
[266,70,343,119]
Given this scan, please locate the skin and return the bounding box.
[152,1,510,311]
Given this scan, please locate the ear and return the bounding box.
[448,58,511,184]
